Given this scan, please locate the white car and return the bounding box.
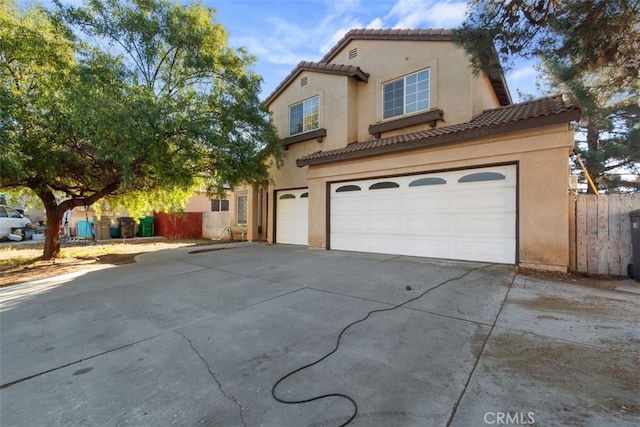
[0,206,32,238]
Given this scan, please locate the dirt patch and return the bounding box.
[470,325,489,359]
[518,267,629,291]
[511,295,613,315]
[0,239,224,287]
[486,332,640,415]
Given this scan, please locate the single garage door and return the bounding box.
[275,189,309,245]
[330,165,516,263]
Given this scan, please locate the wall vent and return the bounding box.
[300,76,308,86]
[348,48,358,59]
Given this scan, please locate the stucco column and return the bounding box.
[307,178,328,249]
[246,185,257,241]
[518,148,571,271]
[266,184,275,244]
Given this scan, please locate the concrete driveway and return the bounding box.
[1,243,638,426]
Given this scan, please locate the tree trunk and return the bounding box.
[32,179,120,259]
[43,207,64,260]
[37,186,70,260]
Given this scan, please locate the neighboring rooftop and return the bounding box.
[297,93,582,167]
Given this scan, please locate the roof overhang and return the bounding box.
[297,94,582,167]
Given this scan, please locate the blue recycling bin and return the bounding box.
[77,221,94,238]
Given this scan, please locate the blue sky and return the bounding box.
[208,0,540,102]
[40,0,540,102]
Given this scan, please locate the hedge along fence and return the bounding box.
[571,193,640,276]
[154,212,203,239]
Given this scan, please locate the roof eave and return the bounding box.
[264,62,368,107]
[297,109,581,167]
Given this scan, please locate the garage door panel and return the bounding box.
[406,196,450,211]
[330,165,517,264]
[332,216,367,233]
[454,213,516,236]
[454,239,516,263]
[406,215,454,233]
[455,188,515,210]
[276,189,308,245]
[366,215,403,233]
[403,237,454,258]
[330,233,365,252]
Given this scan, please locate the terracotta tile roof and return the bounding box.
[296,94,582,167]
[263,61,369,106]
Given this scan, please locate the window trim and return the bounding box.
[281,128,326,148]
[369,109,443,138]
[211,199,230,212]
[409,177,447,187]
[382,69,430,120]
[369,181,400,190]
[236,194,248,226]
[458,172,506,183]
[289,95,320,137]
[335,185,361,193]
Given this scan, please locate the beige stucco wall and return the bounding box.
[336,39,499,140]
[471,73,502,116]
[269,72,353,151]
[302,123,574,271]
[266,39,503,153]
[265,39,508,243]
[260,36,574,271]
[184,192,210,212]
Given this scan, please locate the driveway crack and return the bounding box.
[445,270,517,426]
[175,331,246,427]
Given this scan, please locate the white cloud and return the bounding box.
[508,66,537,81]
[387,0,467,29]
[367,17,385,29]
[228,1,370,67]
[318,26,359,55]
[223,0,470,97]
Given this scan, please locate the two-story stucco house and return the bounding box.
[233,29,581,272]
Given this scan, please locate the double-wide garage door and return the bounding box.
[330,166,516,263]
[275,189,308,245]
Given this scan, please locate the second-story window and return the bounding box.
[383,69,430,120]
[289,96,319,136]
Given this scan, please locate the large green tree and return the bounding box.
[453,0,640,192]
[1,0,281,259]
[543,60,640,191]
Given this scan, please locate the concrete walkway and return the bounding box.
[1,243,638,426]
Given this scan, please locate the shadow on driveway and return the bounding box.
[1,243,638,426]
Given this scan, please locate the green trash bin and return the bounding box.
[138,216,154,237]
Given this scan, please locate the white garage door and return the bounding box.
[276,189,309,245]
[330,165,516,263]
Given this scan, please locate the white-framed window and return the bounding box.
[236,194,248,226]
[211,199,229,212]
[289,96,319,136]
[383,69,430,119]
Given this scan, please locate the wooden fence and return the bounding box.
[571,193,640,276]
[202,211,231,240]
[154,212,203,239]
